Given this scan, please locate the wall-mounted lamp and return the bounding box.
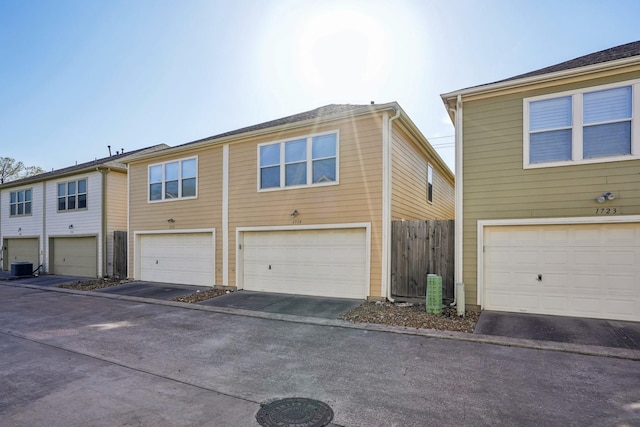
[290,210,299,218]
[167,218,176,223]
[68,224,74,229]
[597,192,615,203]
[18,227,22,232]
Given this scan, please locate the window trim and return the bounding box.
[257,130,340,192]
[56,178,88,212]
[9,188,33,217]
[523,79,640,169]
[427,163,433,203]
[147,156,198,202]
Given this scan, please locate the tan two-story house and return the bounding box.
[442,41,640,321]
[125,103,454,300]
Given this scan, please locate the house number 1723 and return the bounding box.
[595,207,617,215]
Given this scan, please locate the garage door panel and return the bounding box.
[573,274,600,291]
[5,238,39,269]
[139,233,214,286]
[52,237,97,277]
[243,228,367,299]
[484,223,640,321]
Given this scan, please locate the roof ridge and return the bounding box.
[173,103,379,149]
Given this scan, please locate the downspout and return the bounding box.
[99,168,109,277]
[41,181,46,274]
[450,94,465,316]
[382,106,401,302]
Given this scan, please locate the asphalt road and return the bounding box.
[1,284,639,427]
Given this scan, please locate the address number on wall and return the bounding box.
[595,207,617,215]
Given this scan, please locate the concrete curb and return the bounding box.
[4,281,640,361]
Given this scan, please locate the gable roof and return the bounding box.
[442,40,640,101]
[177,104,377,149]
[123,103,396,163]
[122,102,455,181]
[0,144,168,189]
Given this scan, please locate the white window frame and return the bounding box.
[257,130,340,192]
[523,79,640,169]
[9,188,32,217]
[57,178,88,212]
[148,156,198,202]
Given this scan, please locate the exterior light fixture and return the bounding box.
[597,192,615,203]
[68,224,74,229]
[290,210,299,218]
[167,218,175,223]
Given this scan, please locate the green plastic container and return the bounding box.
[426,274,442,315]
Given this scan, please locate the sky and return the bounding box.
[1,0,639,173]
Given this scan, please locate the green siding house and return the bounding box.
[441,41,640,322]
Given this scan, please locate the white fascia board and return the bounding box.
[125,103,401,164]
[441,56,640,102]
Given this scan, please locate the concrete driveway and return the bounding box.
[475,311,640,350]
[198,290,363,319]
[0,283,639,426]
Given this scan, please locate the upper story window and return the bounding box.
[427,164,433,203]
[58,179,87,211]
[10,189,32,216]
[149,157,197,201]
[524,80,639,168]
[259,131,338,191]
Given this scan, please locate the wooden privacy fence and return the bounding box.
[391,220,454,301]
[113,231,127,279]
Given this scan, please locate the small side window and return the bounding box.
[427,164,433,203]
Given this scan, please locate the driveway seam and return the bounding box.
[3,281,640,361]
[0,328,262,407]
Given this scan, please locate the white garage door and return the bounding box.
[484,223,640,321]
[242,228,367,299]
[139,232,214,286]
[51,237,97,277]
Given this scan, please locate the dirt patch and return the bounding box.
[340,301,479,333]
[171,288,233,303]
[58,278,131,291]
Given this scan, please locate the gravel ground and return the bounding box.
[340,301,479,333]
[171,288,233,303]
[57,278,478,333]
[58,278,132,291]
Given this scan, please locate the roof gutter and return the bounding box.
[123,103,402,165]
[441,55,640,102]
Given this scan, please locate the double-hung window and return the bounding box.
[149,157,197,201]
[259,131,338,190]
[58,179,87,211]
[524,80,639,168]
[10,189,32,216]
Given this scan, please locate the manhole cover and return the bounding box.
[256,397,334,427]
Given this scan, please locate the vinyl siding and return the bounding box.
[0,183,44,270]
[105,171,128,276]
[45,171,103,275]
[391,125,454,220]
[128,149,223,284]
[461,68,640,307]
[227,114,384,296]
